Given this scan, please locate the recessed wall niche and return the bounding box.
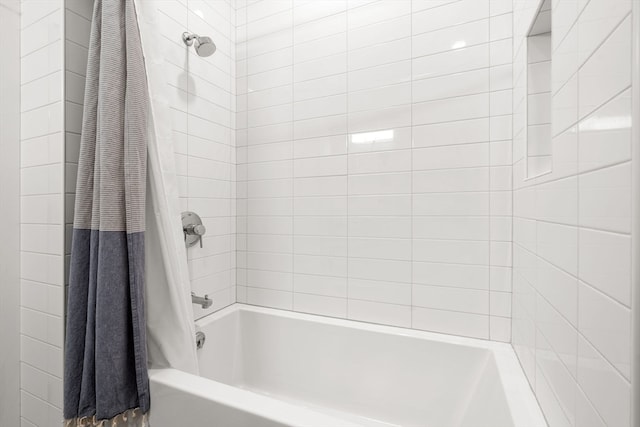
[526,0,552,178]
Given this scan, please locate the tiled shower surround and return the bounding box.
[512,0,634,426]
[236,0,516,342]
[8,0,638,426]
[156,0,238,319]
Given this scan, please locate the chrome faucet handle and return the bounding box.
[182,212,206,248]
[184,223,206,236]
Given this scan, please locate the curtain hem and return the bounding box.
[64,408,149,427]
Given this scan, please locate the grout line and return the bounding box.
[487,0,492,338]
[345,5,350,319]
[290,5,295,311]
[409,0,414,329]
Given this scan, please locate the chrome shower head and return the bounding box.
[182,32,216,57]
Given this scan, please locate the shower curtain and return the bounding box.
[64,0,198,425]
[134,0,200,374]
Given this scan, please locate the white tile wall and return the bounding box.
[0,1,22,426]
[20,1,65,426]
[171,0,238,319]
[236,0,514,341]
[512,0,633,426]
[64,0,91,302]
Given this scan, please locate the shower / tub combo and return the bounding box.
[5,0,636,426]
[150,305,546,427]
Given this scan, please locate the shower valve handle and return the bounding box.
[185,224,206,236]
[182,211,206,248]
[184,224,206,248]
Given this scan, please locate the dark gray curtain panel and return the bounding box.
[64,0,150,425]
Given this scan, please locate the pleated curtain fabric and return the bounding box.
[63,0,150,425]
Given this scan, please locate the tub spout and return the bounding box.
[191,292,213,309]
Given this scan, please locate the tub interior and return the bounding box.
[197,307,517,427]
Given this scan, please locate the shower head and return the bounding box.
[182,32,216,57]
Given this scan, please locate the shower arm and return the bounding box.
[182,32,198,46]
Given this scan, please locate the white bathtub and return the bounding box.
[149,304,546,427]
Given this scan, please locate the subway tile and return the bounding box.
[348,278,411,305]
[413,216,489,240]
[412,307,489,339]
[349,258,411,284]
[349,37,411,71]
[348,299,411,328]
[575,385,606,427]
[413,43,488,81]
[537,221,578,276]
[489,316,511,342]
[294,74,347,102]
[348,172,411,195]
[577,336,630,427]
[413,118,490,148]
[413,143,489,171]
[413,192,490,216]
[294,52,346,82]
[413,285,489,315]
[535,332,576,427]
[414,68,489,103]
[413,262,489,290]
[489,12,512,41]
[293,0,346,26]
[348,216,411,239]
[349,14,410,51]
[535,257,578,327]
[246,287,293,310]
[294,94,347,121]
[347,0,410,30]
[578,162,631,234]
[349,83,411,113]
[294,12,346,44]
[578,89,632,173]
[294,235,347,257]
[348,195,411,216]
[293,293,347,318]
[536,295,578,378]
[294,32,347,64]
[413,93,489,126]
[578,281,630,379]
[579,228,631,307]
[349,60,411,92]
[413,239,489,265]
[577,0,631,65]
[293,273,347,298]
[412,0,488,36]
[293,155,347,178]
[413,167,494,193]
[578,16,631,120]
[412,19,489,58]
[348,237,411,261]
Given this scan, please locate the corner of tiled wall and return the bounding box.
[19,1,66,425]
[512,0,633,425]
[0,1,22,426]
[235,0,248,305]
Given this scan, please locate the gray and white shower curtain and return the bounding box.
[64,0,150,425]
